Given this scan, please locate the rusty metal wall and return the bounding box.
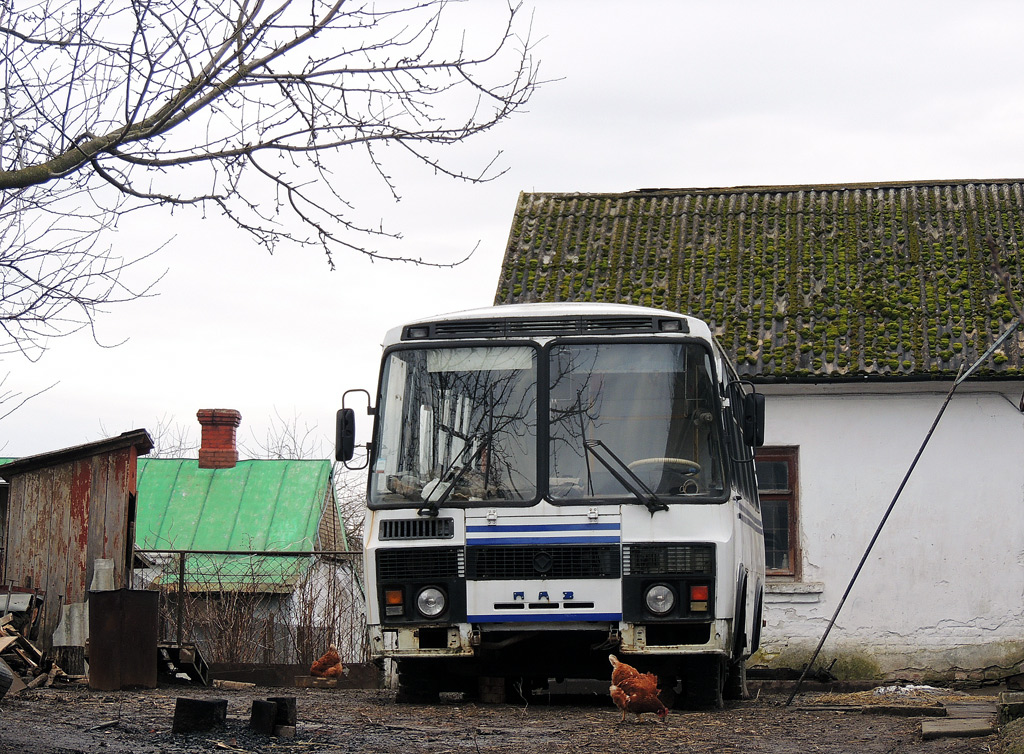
[88,589,159,690]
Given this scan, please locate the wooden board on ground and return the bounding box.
[295,676,338,688]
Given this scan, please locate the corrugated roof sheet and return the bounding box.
[494,180,1024,380]
[136,458,333,551]
[135,458,336,590]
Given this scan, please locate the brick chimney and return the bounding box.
[197,409,242,469]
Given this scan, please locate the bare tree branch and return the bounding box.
[1,0,542,253]
[143,414,201,458]
[0,373,57,433]
[0,0,542,361]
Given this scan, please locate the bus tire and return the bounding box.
[724,658,748,701]
[396,661,440,704]
[685,655,725,710]
[750,587,764,655]
[0,660,12,700]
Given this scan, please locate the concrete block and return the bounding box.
[999,692,1024,723]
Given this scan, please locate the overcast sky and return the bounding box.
[5,0,1024,458]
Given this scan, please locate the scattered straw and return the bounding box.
[803,685,992,708]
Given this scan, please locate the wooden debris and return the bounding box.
[0,619,45,684]
[249,700,278,735]
[87,721,120,732]
[212,679,256,690]
[171,697,228,735]
[267,696,297,726]
[295,676,337,688]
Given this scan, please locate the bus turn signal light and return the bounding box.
[690,585,709,612]
[384,588,404,616]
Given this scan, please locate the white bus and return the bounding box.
[338,302,766,707]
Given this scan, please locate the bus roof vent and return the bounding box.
[584,316,661,333]
[403,315,688,340]
[506,318,581,336]
[429,320,506,338]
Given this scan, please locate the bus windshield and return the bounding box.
[371,345,539,506]
[548,342,725,503]
[369,340,726,508]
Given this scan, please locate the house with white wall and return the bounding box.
[494,180,1024,681]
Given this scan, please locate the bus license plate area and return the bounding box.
[466,579,622,623]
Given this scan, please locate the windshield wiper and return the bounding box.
[584,439,668,514]
[417,436,488,518]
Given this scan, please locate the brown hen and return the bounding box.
[310,644,343,678]
[608,654,668,723]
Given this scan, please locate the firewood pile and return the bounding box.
[0,612,75,695]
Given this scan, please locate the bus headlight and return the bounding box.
[644,584,676,616]
[415,586,447,619]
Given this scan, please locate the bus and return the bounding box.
[338,302,766,708]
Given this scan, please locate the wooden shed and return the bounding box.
[0,430,153,650]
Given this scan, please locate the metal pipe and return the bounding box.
[142,549,361,557]
[176,553,185,648]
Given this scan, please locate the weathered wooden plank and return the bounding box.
[106,450,130,588]
[85,454,109,590]
[3,476,28,588]
[69,460,93,601]
[41,463,73,645]
[23,468,52,594]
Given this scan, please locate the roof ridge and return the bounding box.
[522,178,1024,198]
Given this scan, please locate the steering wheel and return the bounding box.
[628,457,701,475]
[627,457,702,495]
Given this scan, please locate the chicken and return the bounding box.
[608,654,668,723]
[310,644,343,678]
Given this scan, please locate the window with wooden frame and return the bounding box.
[755,447,799,578]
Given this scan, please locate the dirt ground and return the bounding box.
[0,683,1005,754]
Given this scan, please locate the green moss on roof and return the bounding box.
[495,181,1024,380]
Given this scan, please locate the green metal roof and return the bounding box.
[135,458,335,591]
[136,458,333,551]
[495,180,1024,381]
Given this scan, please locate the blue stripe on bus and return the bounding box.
[468,613,621,623]
[738,512,763,535]
[466,536,621,546]
[466,523,620,532]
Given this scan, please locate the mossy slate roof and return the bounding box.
[494,180,1024,381]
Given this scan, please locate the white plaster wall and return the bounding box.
[755,384,1024,679]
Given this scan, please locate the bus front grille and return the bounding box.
[622,543,714,576]
[377,547,465,580]
[467,545,621,580]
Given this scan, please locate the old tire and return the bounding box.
[0,661,13,700]
[685,655,726,710]
[396,661,440,703]
[724,658,749,700]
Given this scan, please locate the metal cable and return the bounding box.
[784,364,963,706]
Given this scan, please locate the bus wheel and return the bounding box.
[396,661,440,703]
[684,655,726,710]
[724,658,749,700]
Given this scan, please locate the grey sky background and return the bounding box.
[5,0,1024,457]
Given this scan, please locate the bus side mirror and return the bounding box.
[742,393,765,447]
[336,408,356,462]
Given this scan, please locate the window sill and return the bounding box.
[764,580,824,604]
